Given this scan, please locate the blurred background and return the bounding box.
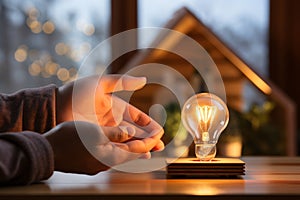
[0,0,299,156]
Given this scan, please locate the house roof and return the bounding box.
[126,7,273,95]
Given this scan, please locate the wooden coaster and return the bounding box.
[166,158,245,178]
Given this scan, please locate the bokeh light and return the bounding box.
[57,68,70,81]
[42,20,55,34]
[14,45,28,62]
[28,20,42,34]
[83,23,95,36]
[45,61,59,75]
[55,42,69,55]
[28,61,42,76]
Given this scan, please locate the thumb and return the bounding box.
[101,75,147,93]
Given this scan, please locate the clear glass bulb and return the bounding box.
[181,93,229,161]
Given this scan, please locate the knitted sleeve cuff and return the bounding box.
[0,131,54,185]
[0,84,57,133]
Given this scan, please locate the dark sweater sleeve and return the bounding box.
[0,131,54,185]
[0,84,57,133]
[0,85,57,185]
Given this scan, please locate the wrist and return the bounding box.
[44,127,63,172]
[56,85,73,124]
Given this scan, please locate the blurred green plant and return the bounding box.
[163,102,183,144]
[243,101,275,130]
[240,101,285,155]
[163,102,190,157]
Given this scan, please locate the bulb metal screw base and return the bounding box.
[195,144,216,161]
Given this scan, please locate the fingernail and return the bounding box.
[126,126,135,136]
[137,77,147,84]
[152,147,164,152]
[119,126,135,136]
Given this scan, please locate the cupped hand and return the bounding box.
[56,74,164,152]
[44,121,163,175]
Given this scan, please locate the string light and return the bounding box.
[55,42,69,55]
[45,61,59,75]
[57,68,70,81]
[83,24,95,36]
[42,21,55,34]
[14,45,28,62]
[28,20,42,34]
[28,61,42,76]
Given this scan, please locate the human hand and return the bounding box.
[44,121,163,175]
[56,74,164,152]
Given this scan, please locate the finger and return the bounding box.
[125,104,151,126]
[124,136,163,153]
[151,140,165,152]
[101,93,159,128]
[100,139,156,167]
[124,103,163,134]
[101,126,135,143]
[100,75,146,93]
[111,96,153,128]
[119,121,148,139]
[110,94,164,138]
[139,152,151,159]
[118,121,164,146]
[122,102,163,134]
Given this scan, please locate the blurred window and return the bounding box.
[0,0,109,92]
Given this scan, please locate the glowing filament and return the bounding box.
[196,105,217,141]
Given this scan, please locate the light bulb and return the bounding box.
[181,93,229,161]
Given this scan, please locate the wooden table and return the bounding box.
[0,157,300,200]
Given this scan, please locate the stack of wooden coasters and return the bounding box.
[166,158,245,178]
